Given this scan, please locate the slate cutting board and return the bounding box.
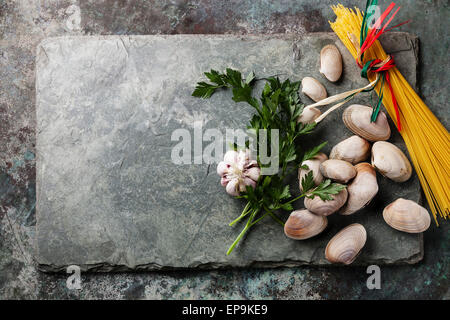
[36,33,422,272]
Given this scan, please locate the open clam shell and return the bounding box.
[383,198,431,233]
[320,44,343,82]
[340,163,378,215]
[372,141,412,182]
[343,105,391,142]
[325,223,367,265]
[330,135,371,164]
[301,77,327,102]
[284,210,328,240]
[304,188,348,216]
[320,159,356,183]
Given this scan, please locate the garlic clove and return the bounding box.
[320,44,343,82]
[371,141,412,183]
[242,177,256,190]
[220,177,229,187]
[301,77,327,102]
[217,161,229,176]
[245,166,261,181]
[245,159,258,169]
[223,150,239,163]
[329,135,371,164]
[225,179,240,196]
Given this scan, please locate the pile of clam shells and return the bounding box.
[284,44,431,265]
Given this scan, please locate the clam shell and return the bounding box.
[320,159,356,183]
[371,141,412,182]
[304,188,348,216]
[284,209,328,240]
[297,106,322,124]
[298,153,328,192]
[343,105,391,141]
[329,135,371,164]
[301,77,327,102]
[320,44,343,82]
[325,223,367,265]
[383,198,431,233]
[340,163,378,215]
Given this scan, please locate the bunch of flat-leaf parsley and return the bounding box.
[192,68,345,255]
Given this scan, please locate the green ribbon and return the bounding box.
[360,0,387,123]
[361,59,376,79]
[360,0,378,61]
[370,74,386,122]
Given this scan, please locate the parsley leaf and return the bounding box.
[307,180,347,201]
[192,68,332,255]
[302,141,328,163]
[204,69,225,85]
[301,170,316,193]
[192,81,219,99]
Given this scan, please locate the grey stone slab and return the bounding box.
[36,33,422,272]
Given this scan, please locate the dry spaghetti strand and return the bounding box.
[330,4,450,225]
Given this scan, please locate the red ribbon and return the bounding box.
[355,2,408,131]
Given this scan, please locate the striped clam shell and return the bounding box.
[325,223,367,265]
[304,188,348,216]
[284,210,328,240]
[383,198,431,233]
[343,104,391,142]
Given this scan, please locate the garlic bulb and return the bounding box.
[217,149,260,196]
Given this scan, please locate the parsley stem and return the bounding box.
[227,209,258,255]
[282,193,307,206]
[229,201,251,226]
[250,212,269,227]
[262,205,285,226]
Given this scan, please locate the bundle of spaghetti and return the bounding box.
[329,4,450,225]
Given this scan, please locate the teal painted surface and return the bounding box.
[0,0,448,299]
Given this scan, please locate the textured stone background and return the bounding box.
[35,34,422,271]
[0,0,448,299]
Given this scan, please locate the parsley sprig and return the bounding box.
[193,69,345,255]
